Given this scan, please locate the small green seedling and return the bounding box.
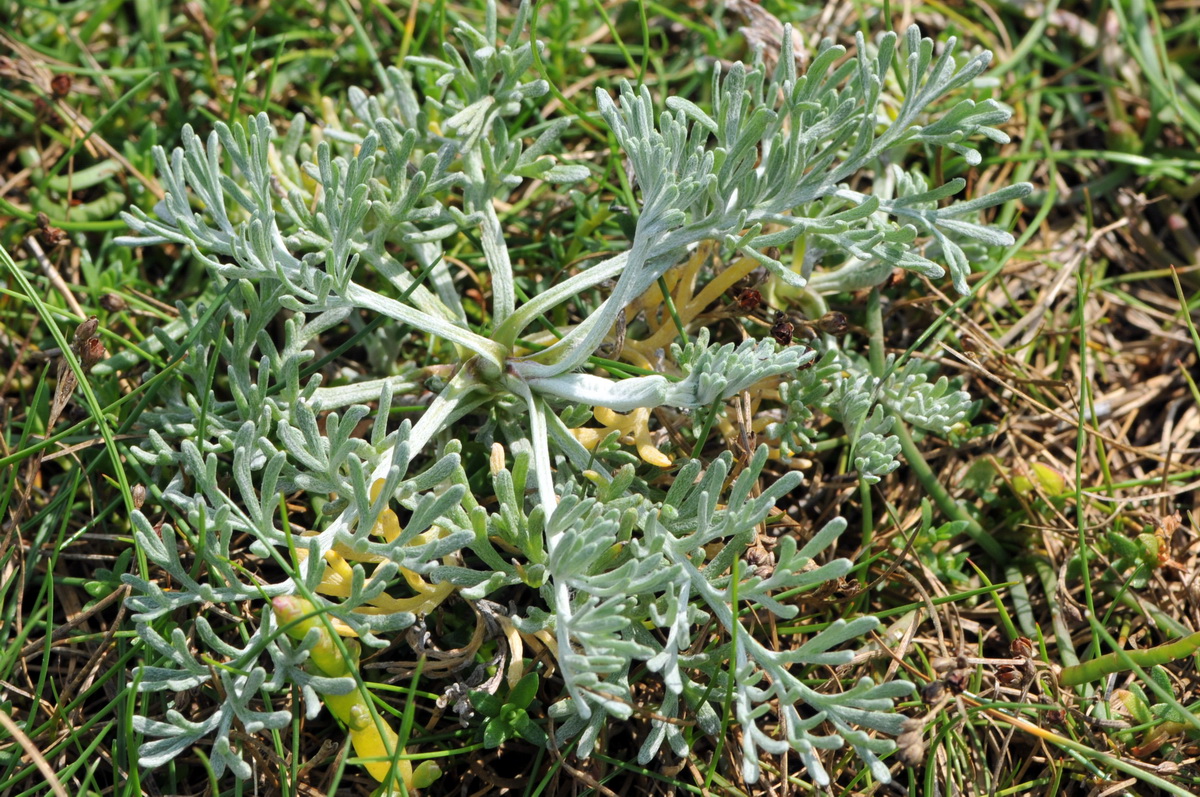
[83,547,134,609]
[906,499,971,584]
[1011,462,1068,499]
[1102,525,1166,590]
[1111,666,1200,757]
[469,672,548,749]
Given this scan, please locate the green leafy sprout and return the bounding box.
[470,671,548,749]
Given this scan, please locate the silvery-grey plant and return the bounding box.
[118,2,1029,788]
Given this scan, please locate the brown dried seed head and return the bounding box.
[745,545,775,578]
[770,313,794,346]
[959,333,983,354]
[944,670,969,694]
[50,73,72,97]
[817,311,849,336]
[734,288,762,312]
[73,317,100,346]
[1011,636,1035,659]
[995,664,1022,686]
[35,211,68,246]
[894,717,927,767]
[99,293,128,312]
[38,224,69,248]
[921,680,946,703]
[80,337,107,371]
[131,484,147,509]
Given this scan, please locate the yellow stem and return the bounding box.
[626,252,761,360]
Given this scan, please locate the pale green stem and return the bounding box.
[860,287,885,571]
[463,130,515,323]
[360,248,461,322]
[343,282,506,367]
[477,200,517,324]
[508,225,660,378]
[862,285,1010,564]
[891,422,1009,564]
[493,250,629,347]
